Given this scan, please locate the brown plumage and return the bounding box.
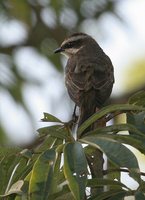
[54,33,114,134]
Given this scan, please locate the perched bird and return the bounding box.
[54,33,114,135]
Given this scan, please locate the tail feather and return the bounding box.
[78,105,96,127]
[78,91,96,135]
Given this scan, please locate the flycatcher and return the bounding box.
[54,33,114,134]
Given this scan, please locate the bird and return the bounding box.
[54,32,114,135]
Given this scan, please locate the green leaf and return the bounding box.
[80,136,140,182]
[135,191,145,200]
[41,113,62,123]
[84,146,103,180]
[107,134,145,154]
[78,104,145,136]
[63,142,88,200]
[85,123,145,150]
[48,185,74,200]
[87,131,145,154]
[37,125,69,140]
[50,139,64,194]
[88,189,127,200]
[107,161,121,186]
[35,135,57,152]
[12,158,33,185]
[87,178,129,190]
[105,192,127,200]
[20,149,33,159]
[51,151,62,193]
[127,91,145,135]
[128,91,145,107]
[0,147,20,161]
[84,145,104,195]
[0,154,22,195]
[85,123,145,138]
[139,181,145,192]
[127,111,145,134]
[29,149,56,200]
[85,123,145,153]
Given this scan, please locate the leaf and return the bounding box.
[107,134,145,154]
[0,154,22,195]
[48,139,64,194]
[37,125,68,139]
[78,104,145,136]
[41,113,62,123]
[88,123,145,136]
[135,191,145,200]
[0,180,24,197]
[107,161,121,186]
[63,142,88,200]
[128,91,145,107]
[20,149,33,159]
[127,111,145,134]
[15,172,32,200]
[88,189,127,200]
[37,125,69,140]
[87,178,129,190]
[83,123,145,153]
[80,136,141,182]
[29,149,56,200]
[51,149,62,193]
[0,147,20,161]
[87,132,145,154]
[35,135,57,152]
[127,91,145,135]
[84,123,145,151]
[48,185,74,200]
[84,145,104,195]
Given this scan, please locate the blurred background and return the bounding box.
[0,0,145,143]
[0,0,145,196]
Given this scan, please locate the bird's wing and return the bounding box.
[65,56,114,106]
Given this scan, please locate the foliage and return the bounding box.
[0,91,145,199]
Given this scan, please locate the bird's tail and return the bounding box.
[78,104,96,128]
[78,91,97,136]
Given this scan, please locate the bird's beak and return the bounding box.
[54,47,64,54]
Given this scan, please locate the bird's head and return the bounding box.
[54,33,94,58]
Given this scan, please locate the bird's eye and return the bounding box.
[66,42,73,48]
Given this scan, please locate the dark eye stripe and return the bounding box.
[63,39,83,49]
